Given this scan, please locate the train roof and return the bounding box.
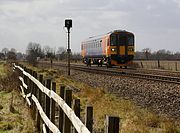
[82,30,133,42]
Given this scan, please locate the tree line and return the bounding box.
[135,48,180,60]
[0,42,180,65]
[0,42,81,65]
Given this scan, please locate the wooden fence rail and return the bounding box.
[13,63,120,133]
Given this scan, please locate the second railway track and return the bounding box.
[39,61,180,84]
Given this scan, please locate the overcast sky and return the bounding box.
[0,0,180,53]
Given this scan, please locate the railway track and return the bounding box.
[39,61,180,84]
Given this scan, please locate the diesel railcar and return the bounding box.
[81,30,135,67]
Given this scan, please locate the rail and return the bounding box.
[38,61,180,84]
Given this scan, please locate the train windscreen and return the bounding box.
[110,34,127,46]
[128,35,134,45]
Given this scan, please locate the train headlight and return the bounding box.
[111,48,116,52]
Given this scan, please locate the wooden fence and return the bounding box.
[13,63,120,133]
[134,60,180,71]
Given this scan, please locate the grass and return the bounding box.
[0,63,6,77]
[25,64,180,132]
[56,76,180,133]
[0,91,35,133]
[0,63,35,133]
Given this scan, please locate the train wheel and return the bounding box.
[88,59,91,67]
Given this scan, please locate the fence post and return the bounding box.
[32,71,37,120]
[45,79,51,133]
[59,85,65,132]
[42,80,46,112]
[23,67,27,97]
[85,105,93,132]
[63,89,72,133]
[37,74,43,132]
[42,80,46,132]
[73,99,80,133]
[105,116,120,133]
[175,62,178,71]
[140,61,143,68]
[51,82,56,125]
[158,60,160,69]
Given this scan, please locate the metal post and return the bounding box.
[67,29,71,76]
[65,19,72,76]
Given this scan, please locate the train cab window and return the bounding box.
[128,36,134,45]
[119,36,126,46]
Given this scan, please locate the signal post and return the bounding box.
[65,19,72,76]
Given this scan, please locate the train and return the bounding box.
[81,30,135,68]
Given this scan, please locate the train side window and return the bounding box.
[99,40,102,47]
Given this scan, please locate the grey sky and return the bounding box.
[0,0,180,53]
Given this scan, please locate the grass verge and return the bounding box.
[26,64,180,133]
[0,63,35,133]
[55,75,180,133]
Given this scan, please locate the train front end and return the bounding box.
[108,30,135,67]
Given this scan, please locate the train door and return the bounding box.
[118,35,127,58]
[115,34,119,55]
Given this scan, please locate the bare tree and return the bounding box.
[7,51,16,61]
[56,47,66,60]
[43,45,56,59]
[2,48,9,59]
[16,52,24,60]
[156,49,173,60]
[0,53,5,60]
[43,45,51,56]
[142,48,151,60]
[10,48,17,54]
[26,42,43,66]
